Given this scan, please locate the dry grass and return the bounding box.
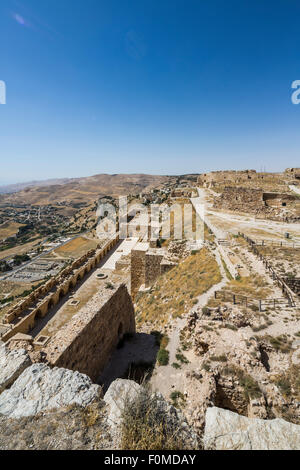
[257,245,300,277]
[222,364,263,400]
[271,364,300,424]
[0,238,43,260]
[207,274,272,308]
[136,247,221,327]
[121,386,192,450]
[0,222,24,239]
[54,236,97,258]
[263,334,293,354]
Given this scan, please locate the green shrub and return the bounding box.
[157,348,169,366]
[170,390,185,408]
[223,323,238,331]
[175,353,189,364]
[172,362,181,369]
[223,365,262,400]
[202,362,211,372]
[210,354,227,362]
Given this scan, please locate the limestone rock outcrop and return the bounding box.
[104,378,198,448]
[0,363,101,418]
[203,406,300,450]
[0,342,31,393]
[104,378,141,428]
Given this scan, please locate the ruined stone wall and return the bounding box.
[130,244,149,298]
[197,170,258,187]
[1,235,120,342]
[213,187,264,213]
[171,188,194,198]
[285,168,300,180]
[198,170,292,195]
[263,192,295,207]
[145,251,164,287]
[212,186,298,219]
[44,284,136,381]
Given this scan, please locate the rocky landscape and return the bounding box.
[0,342,299,450]
[0,169,300,451]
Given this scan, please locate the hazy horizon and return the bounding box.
[0,164,294,188]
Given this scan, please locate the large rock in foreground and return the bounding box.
[204,407,300,450]
[104,378,198,449]
[0,363,101,418]
[0,343,31,393]
[104,378,141,428]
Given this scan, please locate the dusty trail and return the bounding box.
[150,247,228,399]
[150,186,299,402]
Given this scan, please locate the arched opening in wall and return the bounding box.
[48,299,54,311]
[59,290,65,302]
[282,202,287,207]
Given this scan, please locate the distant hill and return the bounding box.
[0,174,175,206]
[0,178,75,194]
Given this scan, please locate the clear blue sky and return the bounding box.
[0,0,300,184]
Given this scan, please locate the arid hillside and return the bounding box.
[0,174,174,206]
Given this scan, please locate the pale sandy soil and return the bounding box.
[150,248,228,399]
[207,209,300,243]
[148,187,300,406]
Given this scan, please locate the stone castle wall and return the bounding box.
[263,192,296,207]
[131,245,177,297]
[213,187,297,217]
[285,168,300,180]
[130,243,149,298]
[197,170,258,187]
[44,284,136,381]
[213,187,265,213]
[1,235,120,342]
[145,251,164,287]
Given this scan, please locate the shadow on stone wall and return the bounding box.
[98,332,159,393]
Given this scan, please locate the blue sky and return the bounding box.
[0,0,300,184]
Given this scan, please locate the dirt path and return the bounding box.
[150,247,228,399]
[150,188,299,401]
[191,190,227,239]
